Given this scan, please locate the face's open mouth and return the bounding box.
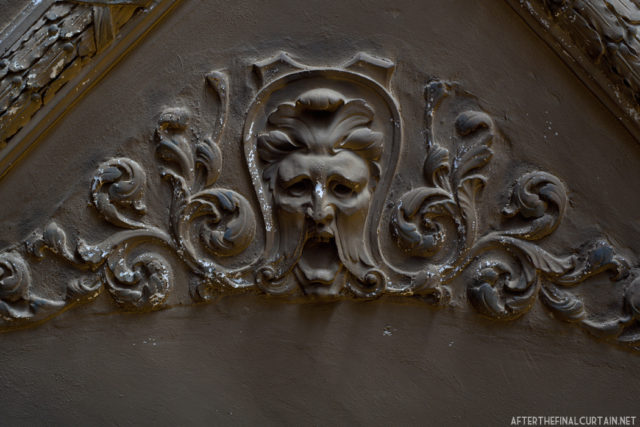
[294,236,342,294]
[307,225,334,243]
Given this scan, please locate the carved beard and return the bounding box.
[264,206,376,297]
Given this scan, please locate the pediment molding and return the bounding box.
[2,0,640,183]
[0,52,638,352]
[509,0,640,143]
[0,1,637,353]
[0,0,180,179]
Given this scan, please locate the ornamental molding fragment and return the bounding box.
[509,0,640,143]
[0,0,180,179]
[1,52,639,352]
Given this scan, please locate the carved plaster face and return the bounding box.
[275,150,371,290]
[257,88,382,295]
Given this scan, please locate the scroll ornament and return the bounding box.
[0,53,638,351]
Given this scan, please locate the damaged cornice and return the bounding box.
[508,0,640,143]
[0,0,181,179]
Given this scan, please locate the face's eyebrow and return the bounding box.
[325,152,369,185]
[328,174,363,188]
[276,154,311,184]
[278,171,310,186]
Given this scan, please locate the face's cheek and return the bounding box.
[271,157,313,217]
[332,187,372,217]
[325,151,373,217]
[273,190,310,216]
[272,151,374,219]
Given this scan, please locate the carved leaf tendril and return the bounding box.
[423,144,451,192]
[178,190,256,263]
[0,251,64,320]
[91,158,147,229]
[104,247,173,310]
[468,255,539,320]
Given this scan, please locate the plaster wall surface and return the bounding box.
[0,0,638,424]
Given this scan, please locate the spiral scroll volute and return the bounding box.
[345,268,387,299]
[177,190,257,269]
[390,187,457,258]
[0,251,30,304]
[502,171,567,240]
[104,246,173,310]
[467,255,539,320]
[91,158,147,229]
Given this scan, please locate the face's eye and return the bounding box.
[284,178,312,197]
[331,182,356,198]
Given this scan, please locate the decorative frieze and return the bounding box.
[0,52,638,351]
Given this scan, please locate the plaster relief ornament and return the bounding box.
[244,56,400,298]
[255,88,383,297]
[1,52,639,352]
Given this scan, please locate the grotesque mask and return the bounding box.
[256,88,382,296]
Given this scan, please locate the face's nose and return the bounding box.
[308,182,334,225]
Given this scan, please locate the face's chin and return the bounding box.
[294,235,344,297]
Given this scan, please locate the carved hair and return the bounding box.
[257,88,383,184]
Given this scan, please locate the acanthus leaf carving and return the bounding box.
[0,251,64,321]
[0,53,638,353]
[387,76,639,349]
[151,85,257,288]
[103,245,172,310]
[91,158,148,229]
[467,255,539,320]
[540,284,587,322]
[501,171,567,240]
[177,189,256,259]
